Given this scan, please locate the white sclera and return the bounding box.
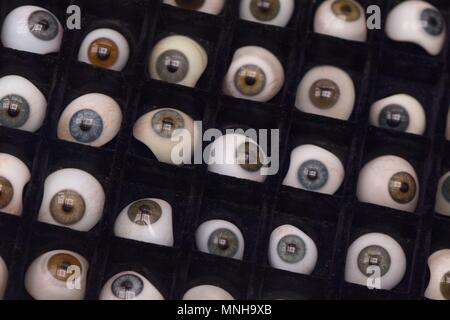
[295,65,355,120]
[0,256,7,300]
[24,249,89,300]
[283,144,345,195]
[182,285,235,300]
[223,46,285,102]
[0,153,31,216]
[57,93,123,148]
[356,155,420,213]
[132,108,200,165]
[114,198,174,247]
[78,28,130,71]
[385,0,446,56]
[345,233,407,290]
[314,0,367,42]
[369,94,426,136]
[149,35,208,88]
[1,5,63,54]
[206,133,268,183]
[163,0,226,15]
[38,168,106,232]
[195,219,245,260]
[239,0,295,27]
[0,75,47,132]
[424,249,450,300]
[268,224,318,275]
[99,271,165,300]
[435,172,450,217]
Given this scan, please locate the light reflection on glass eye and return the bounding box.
[1,5,63,55]
[425,249,450,300]
[239,0,295,27]
[385,1,446,56]
[78,28,130,71]
[345,233,407,290]
[24,249,89,300]
[357,155,419,213]
[182,285,235,300]
[163,0,226,15]
[223,46,284,102]
[99,271,165,300]
[113,198,174,247]
[314,0,367,42]
[149,35,208,88]
[38,168,105,232]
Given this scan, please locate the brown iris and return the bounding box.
[88,38,119,68]
[128,199,162,225]
[250,0,281,21]
[234,65,266,97]
[309,79,340,109]
[441,271,450,300]
[174,0,205,10]
[47,253,82,282]
[0,176,13,209]
[236,141,263,172]
[331,0,361,22]
[50,190,86,225]
[388,172,417,204]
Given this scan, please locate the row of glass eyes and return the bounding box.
[0,238,448,299]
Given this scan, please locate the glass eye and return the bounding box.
[223,46,284,102]
[206,133,268,183]
[357,155,420,213]
[148,35,208,88]
[99,271,165,300]
[57,93,122,148]
[425,249,450,300]
[0,75,47,133]
[295,65,355,120]
[37,168,105,232]
[163,0,226,15]
[239,0,295,27]
[133,108,199,165]
[1,5,63,55]
[113,198,174,247]
[78,28,130,71]
[0,153,31,216]
[385,1,446,56]
[268,224,318,275]
[195,219,244,260]
[345,233,407,290]
[182,285,235,300]
[434,171,450,217]
[25,249,89,300]
[314,0,367,42]
[369,94,426,136]
[283,144,345,195]
[0,256,7,300]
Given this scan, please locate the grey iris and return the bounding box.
[298,159,329,190]
[421,8,444,36]
[277,234,306,264]
[0,94,30,128]
[111,274,144,300]
[28,10,59,41]
[378,104,409,131]
[441,176,450,202]
[69,109,103,143]
[156,50,189,83]
[207,228,239,258]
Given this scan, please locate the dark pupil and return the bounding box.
[138,205,152,217]
[386,111,402,127]
[79,117,93,132]
[7,101,20,117]
[165,57,180,73]
[245,72,257,86]
[287,243,297,254]
[257,0,272,11]
[369,255,380,266]
[306,168,318,181]
[218,237,229,250]
[36,19,50,31]
[58,262,70,273]
[400,182,409,193]
[428,16,438,27]
[62,197,74,213]
[97,47,111,60]
[162,117,174,132]
[120,280,133,291]
[341,4,352,14]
